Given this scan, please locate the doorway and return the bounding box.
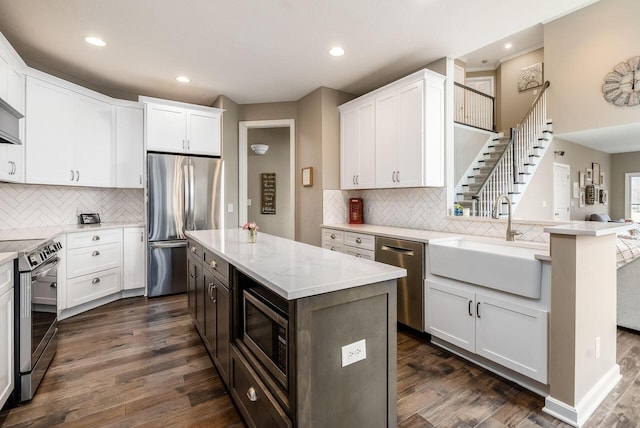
[553,163,570,221]
[239,120,295,240]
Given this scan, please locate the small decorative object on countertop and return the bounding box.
[454,203,463,216]
[242,222,259,243]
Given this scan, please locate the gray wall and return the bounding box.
[515,137,611,221]
[610,152,640,220]
[454,126,492,185]
[247,127,293,239]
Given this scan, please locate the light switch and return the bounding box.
[341,339,366,367]
[228,203,234,213]
[247,199,252,206]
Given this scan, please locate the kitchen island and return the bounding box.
[185,228,405,427]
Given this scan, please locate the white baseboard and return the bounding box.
[543,364,621,427]
[59,287,146,320]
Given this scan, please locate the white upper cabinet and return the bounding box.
[0,33,25,116]
[339,68,445,190]
[25,75,115,187]
[116,105,144,188]
[340,100,375,189]
[143,98,222,156]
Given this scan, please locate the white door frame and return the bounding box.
[625,172,640,218]
[238,119,296,231]
[465,76,495,96]
[553,162,571,221]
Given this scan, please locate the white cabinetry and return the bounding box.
[0,261,13,409]
[123,227,145,290]
[427,278,548,383]
[0,34,25,115]
[25,75,115,187]
[144,99,222,156]
[321,228,375,260]
[0,141,24,183]
[65,229,122,308]
[116,105,144,188]
[340,100,375,189]
[339,69,445,190]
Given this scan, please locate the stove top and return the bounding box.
[0,238,63,272]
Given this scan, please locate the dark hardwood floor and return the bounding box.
[1,295,639,427]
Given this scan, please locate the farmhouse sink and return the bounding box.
[428,238,543,299]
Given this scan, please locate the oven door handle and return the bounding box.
[31,257,60,281]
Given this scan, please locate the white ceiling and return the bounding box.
[557,123,640,154]
[0,0,597,106]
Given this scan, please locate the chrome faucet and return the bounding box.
[492,194,522,241]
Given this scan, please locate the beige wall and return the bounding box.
[497,48,544,131]
[515,137,611,221]
[212,95,239,229]
[247,128,293,239]
[239,102,298,122]
[610,152,640,220]
[454,126,491,184]
[544,0,640,135]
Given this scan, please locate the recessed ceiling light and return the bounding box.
[84,36,106,47]
[329,47,345,57]
[176,76,191,83]
[504,43,513,49]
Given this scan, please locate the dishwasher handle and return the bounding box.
[379,245,415,256]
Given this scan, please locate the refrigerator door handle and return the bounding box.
[149,241,188,249]
[189,164,195,230]
[183,163,191,231]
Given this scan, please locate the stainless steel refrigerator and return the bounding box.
[147,153,223,297]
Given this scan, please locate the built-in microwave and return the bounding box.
[242,288,288,389]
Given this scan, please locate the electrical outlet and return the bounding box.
[595,337,601,360]
[227,203,234,213]
[247,199,252,206]
[341,339,366,367]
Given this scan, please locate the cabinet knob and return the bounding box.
[91,251,100,257]
[92,235,100,241]
[330,246,336,251]
[210,260,217,268]
[246,387,258,402]
[330,233,336,239]
[355,237,362,244]
[191,246,197,253]
[355,254,362,258]
[92,278,100,285]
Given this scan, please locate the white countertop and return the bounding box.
[321,223,461,243]
[186,229,406,300]
[0,222,144,241]
[0,252,16,265]
[544,221,634,236]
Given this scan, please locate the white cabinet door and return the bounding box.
[0,53,8,102]
[340,106,359,190]
[375,91,397,188]
[8,66,24,115]
[427,280,476,353]
[116,105,144,188]
[145,103,187,153]
[475,293,548,383]
[0,261,13,409]
[74,94,115,187]
[0,143,23,183]
[424,75,444,186]
[25,77,75,185]
[396,79,424,187]
[123,227,145,290]
[358,102,375,188]
[187,111,221,156]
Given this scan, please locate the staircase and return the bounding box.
[455,81,552,217]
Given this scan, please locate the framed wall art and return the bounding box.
[592,162,601,185]
[579,171,585,188]
[586,168,593,185]
[302,167,313,187]
[518,62,543,91]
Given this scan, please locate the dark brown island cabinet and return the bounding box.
[186,230,403,427]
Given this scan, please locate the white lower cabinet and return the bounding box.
[321,228,376,260]
[67,268,121,308]
[0,261,14,409]
[427,279,548,384]
[123,227,145,290]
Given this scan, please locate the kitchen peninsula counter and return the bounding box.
[185,228,403,427]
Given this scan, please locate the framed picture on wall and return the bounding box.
[586,168,593,185]
[592,163,601,185]
[579,171,585,188]
[601,190,609,205]
[579,191,585,208]
[600,172,605,186]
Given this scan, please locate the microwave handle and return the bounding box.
[243,290,288,329]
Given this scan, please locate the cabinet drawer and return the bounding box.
[231,346,292,428]
[344,247,375,260]
[0,261,12,297]
[67,229,122,249]
[67,242,121,278]
[322,229,344,244]
[344,232,375,251]
[203,248,229,285]
[67,267,121,308]
[187,239,203,259]
[322,242,344,253]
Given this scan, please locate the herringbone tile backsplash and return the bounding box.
[323,189,549,243]
[0,183,144,230]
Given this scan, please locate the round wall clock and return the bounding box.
[602,56,640,106]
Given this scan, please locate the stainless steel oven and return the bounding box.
[242,288,288,389]
[0,238,62,403]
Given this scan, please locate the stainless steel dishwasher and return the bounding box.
[375,237,424,331]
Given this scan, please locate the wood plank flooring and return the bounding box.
[1,295,640,427]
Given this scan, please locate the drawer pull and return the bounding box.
[91,251,100,257]
[355,237,362,244]
[210,260,217,268]
[92,278,100,285]
[355,254,362,258]
[190,246,197,253]
[331,246,336,251]
[92,235,100,241]
[247,387,258,402]
[330,233,336,239]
